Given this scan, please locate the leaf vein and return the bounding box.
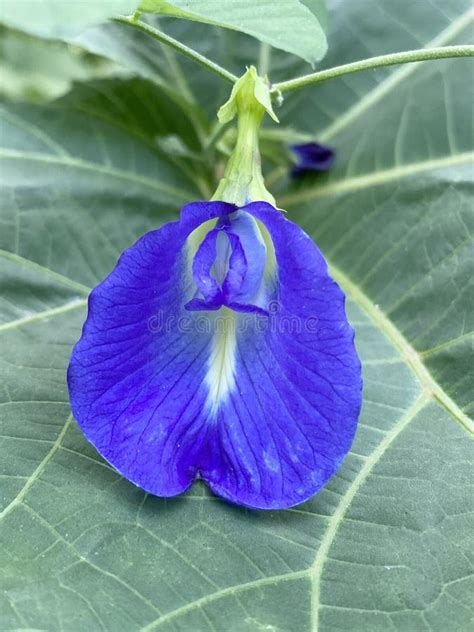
[0,415,72,520]
[318,8,474,142]
[330,263,473,432]
[0,299,87,334]
[280,151,473,206]
[0,149,194,204]
[309,394,428,630]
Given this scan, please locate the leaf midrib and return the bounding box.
[308,393,429,631]
[0,416,72,520]
[0,299,87,333]
[0,249,91,295]
[0,149,195,203]
[330,262,473,433]
[279,151,474,206]
[7,379,420,632]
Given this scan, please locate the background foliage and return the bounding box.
[0,1,473,631]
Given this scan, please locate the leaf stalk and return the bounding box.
[273,45,474,93]
[116,17,238,84]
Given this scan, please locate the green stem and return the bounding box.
[115,17,238,85]
[211,104,267,204]
[212,67,276,205]
[273,45,474,93]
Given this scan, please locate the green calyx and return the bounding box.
[212,66,278,206]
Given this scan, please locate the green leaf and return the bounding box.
[69,19,228,116]
[299,0,329,32]
[139,0,327,65]
[0,26,113,104]
[0,1,473,631]
[0,0,138,38]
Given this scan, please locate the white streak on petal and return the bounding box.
[205,308,237,416]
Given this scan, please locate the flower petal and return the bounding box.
[223,212,267,302]
[190,227,222,302]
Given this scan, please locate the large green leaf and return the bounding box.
[139,0,327,64]
[0,2,473,631]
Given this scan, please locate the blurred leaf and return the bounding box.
[0,26,116,103]
[0,0,138,38]
[139,0,327,64]
[68,18,227,115]
[0,1,473,631]
[56,77,206,151]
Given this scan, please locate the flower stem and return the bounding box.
[273,45,474,93]
[212,67,277,205]
[211,97,268,204]
[115,17,239,85]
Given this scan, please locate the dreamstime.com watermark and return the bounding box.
[147,301,320,335]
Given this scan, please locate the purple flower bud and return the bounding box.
[290,142,335,177]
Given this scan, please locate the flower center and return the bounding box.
[185,211,268,315]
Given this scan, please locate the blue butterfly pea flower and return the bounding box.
[68,200,361,509]
[68,68,362,510]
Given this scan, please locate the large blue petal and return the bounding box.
[68,200,362,509]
